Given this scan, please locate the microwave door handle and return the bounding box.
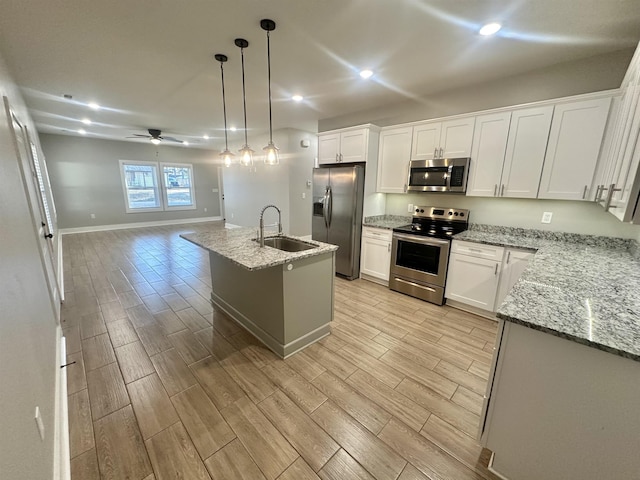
[446,165,453,190]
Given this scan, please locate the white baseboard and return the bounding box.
[59,216,224,234]
[53,330,70,480]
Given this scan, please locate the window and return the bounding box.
[119,160,196,213]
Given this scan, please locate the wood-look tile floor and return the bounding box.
[63,221,500,480]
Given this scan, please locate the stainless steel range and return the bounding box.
[389,206,469,305]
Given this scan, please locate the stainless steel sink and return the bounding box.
[255,236,317,252]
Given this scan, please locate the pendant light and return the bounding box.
[235,38,254,167]
[215,53,235,167]
[260,19,279,165]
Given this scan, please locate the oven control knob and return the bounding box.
[460,212,465,217]
[454,212,459,216]
[448,211,453,215]
[415,208,419,213]
[420,209,424,213]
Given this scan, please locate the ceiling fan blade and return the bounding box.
[161,136,184,143]
[126,135,150,139]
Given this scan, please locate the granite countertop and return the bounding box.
[455,225,640,362]
[181,227,338,271]
[364,215,412,230]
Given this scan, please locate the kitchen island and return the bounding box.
[181,227,338,358]
[456,226,640,480]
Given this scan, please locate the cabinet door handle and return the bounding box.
[506,251,511,264]
[604,183,621,211]
[501,184,505,196]
[434,148,438,158]
[340,153,343,162]
[493,184,497,197]
[439,147,443,158]
[404,184,407,193]
[582,185,588,200]
[495,263,499,275]
[336,153,339,162]
[388,243,391,253]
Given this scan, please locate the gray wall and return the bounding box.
[386,194,640,238]
[41,134,222,229]
[319,48,634,131]
[0,53,59,478]
[222,128,317,236]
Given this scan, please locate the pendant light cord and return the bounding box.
[220,61,229,150]
[267,30,273,144]
[241,47,249,147]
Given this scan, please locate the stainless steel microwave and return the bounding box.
[407,157,470,193]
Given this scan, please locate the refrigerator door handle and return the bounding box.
[323,187,330,229]
[326,186,333,228]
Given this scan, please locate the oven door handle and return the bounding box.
[392,232,451,246]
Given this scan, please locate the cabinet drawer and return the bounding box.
[452,240,504,260]
[362,227,393,241]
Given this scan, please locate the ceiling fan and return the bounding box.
[127,128,184,145]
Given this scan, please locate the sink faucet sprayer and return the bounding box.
[259,205,282,247]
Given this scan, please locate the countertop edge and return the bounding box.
[496,312,640,362]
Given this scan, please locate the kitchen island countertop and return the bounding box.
[181,227,338,271]
[455,225,640,361]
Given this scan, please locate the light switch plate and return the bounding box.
[541,212,553,224]
[408,203,414,213]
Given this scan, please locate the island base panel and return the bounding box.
[484,322,640,480]
[208,252,335,358]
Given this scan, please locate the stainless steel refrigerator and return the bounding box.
[312,164,365,280]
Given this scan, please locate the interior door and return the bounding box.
[4,97,60,320]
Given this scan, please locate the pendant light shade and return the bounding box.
[235,38,254,167]
[215,53,235,167]
[261,19,279,165]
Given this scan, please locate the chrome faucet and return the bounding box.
[259,204,282,247]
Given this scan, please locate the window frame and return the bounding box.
[160,162,197,211]
[119,160,164,213]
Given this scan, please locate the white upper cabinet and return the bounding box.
[466,112,512,197]
[500,106,554,198]
[538,97,611,200]
[317,127,378,165]
[376,127,412,193]
[411,117,475,160]
[318,133,340,164]
[595,44,640,222]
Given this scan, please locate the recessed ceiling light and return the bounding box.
[359,69,373,79]
[82,118,92,125]
[292,94,303,102]
[230,126,237,132]
[479,23,502,36]
[203,135,209,140]
[78,129,86,135]
[88,102,100,110]
[183,141,189,146]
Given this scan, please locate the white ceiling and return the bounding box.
[0,0,639,150]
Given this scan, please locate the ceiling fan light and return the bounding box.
[150,138,161,145]
[479,22,502,36]
[263,142,279,166]
[239,145,254,167]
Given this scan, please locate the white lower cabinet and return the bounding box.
[495,248,535,309]
[446,241,534,314]
[360,227,392,283]
[445,241,504,311]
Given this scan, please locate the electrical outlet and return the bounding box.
[541,212,553,224]
[90,213,95,219]
[231,213,234,219]
[35,406,44,441]
[408,203,414,213]
[204,207,207,213]
[302,192,306,199]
